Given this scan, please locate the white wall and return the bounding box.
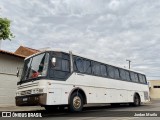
[0,54,24,74]
[0,53,24,106]
[0,74,19,106]
[149,80,160,99]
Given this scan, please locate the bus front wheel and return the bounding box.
[69,92,83,112]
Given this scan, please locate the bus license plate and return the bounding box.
[23,98,28,101]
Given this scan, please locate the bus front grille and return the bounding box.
[18,82,38,90]
[21,90,32,96]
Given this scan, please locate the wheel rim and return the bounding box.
[73,96,81,109]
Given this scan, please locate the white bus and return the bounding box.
[16,51,149,112]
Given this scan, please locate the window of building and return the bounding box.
[153,86,160,88]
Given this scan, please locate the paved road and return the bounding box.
[41,101,160,119]
[1,100,160,120]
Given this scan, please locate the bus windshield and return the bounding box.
[21,53,49,81]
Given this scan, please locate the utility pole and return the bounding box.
[126,59,131,69]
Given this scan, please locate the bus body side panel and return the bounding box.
[16,73,149,106]
[65,73,149,104]
[45,72,149,105]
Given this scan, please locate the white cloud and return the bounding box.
[0,0,160,80]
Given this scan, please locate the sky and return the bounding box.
[0,0,160,80]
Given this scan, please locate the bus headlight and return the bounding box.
[31,88,44,94]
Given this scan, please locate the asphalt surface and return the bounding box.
[1,100,160,120]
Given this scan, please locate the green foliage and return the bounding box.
[0,18,14,40]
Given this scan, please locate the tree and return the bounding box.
[0,18,14,40]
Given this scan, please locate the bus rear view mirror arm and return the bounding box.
[17,67,19,77]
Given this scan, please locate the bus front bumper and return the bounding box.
[15,93,47,106]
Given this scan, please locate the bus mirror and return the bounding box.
[17,68,19,77]
[52,58,56,66]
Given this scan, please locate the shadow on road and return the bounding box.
[16,104,149,117]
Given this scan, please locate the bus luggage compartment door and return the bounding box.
[48,88,62,105]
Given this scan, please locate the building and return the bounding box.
[0,46,39,106]
[148,80,160,99]
[0,50,25,106]
[15,46,40,57]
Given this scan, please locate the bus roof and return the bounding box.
[25,50,145,75]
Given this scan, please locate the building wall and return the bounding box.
[148,80,160,99]
[0,54,24,74]
[0,54,24,106]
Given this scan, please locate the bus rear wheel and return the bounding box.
[131,94,141,106]
[69,92,83,112]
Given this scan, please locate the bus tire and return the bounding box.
[132,94,141,106]
[69,92,83,112]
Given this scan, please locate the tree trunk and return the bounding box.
[0,40,2,49]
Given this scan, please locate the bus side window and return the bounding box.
[130,72,139,82]
[75,57,84,73]
[107,66,115,78]
[142,75,147,84]
[50,54,70,80]
[83,59,92,74]
[139,74,147,84]
[125,71,131,81]
[54,58,62,70]
[61,59,70,72]
[134,73,139,82]
[73,56,77,71]
[120,69,126,81]
[53,58,69,72]
[130,72,135,82]
[138,74,143,83]
[92,62,101,76]
[100,64,107,77]
[114,68,120,79]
